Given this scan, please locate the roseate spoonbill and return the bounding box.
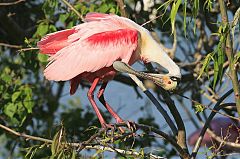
[188,117,240,152]
[37,13,181,128]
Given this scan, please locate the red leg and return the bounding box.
[97,82,123,123]
[87,78,107,127]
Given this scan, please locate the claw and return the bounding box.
[102,123,114,130]
[126,120,137,132]
[101,123,124,135]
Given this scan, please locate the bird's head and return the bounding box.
[158,75,181,90]
[141,73,181,91]
[113,61,181,91]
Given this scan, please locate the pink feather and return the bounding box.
[38,29,75,55]
[37,13,140,94]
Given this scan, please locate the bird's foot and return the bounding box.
[102,122,126,134]
[101,123,115,131]
[115,120,137,134]
[125,120,137,132]
[100,120,137,135]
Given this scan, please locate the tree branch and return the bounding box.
[0,0,25,6]
[191,88,234,158]
[61,0,84,21]
[115,0,127,17]
[218,0,240,116]
[0,122,189,158]
[0,42,22,49]
[178,94,240,121]
[0,123,52,143]
[206,126,240,150]
[159,89,189,154]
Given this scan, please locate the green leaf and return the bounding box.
[51,131,61,156]
[183,0,187,36]
[109,7,116,13]
[12,91,21,102]
[1,74,12,84]
[170,0,181,34]
[71,149,76,159]
[23,87,34,113]
[216,42,224,86]
[42,0,58,16]
[194,104,205,113]
[24,38,30,45]
[98,4,109,13]
[67,21,74,29]
[89,4,95,12]
[56,150,64,159]
[157,0,173,13]
[35,22,49,37]
[59,14,69,23]
[212,57,219,89]
[24,96,34,113]
[197,53,213,79]
[4,103,17,118]
[203,0,213,11]
[49,24,57,32]
[193,0,199,34]
[38,53,48,63]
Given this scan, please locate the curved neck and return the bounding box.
[140,32,181,78]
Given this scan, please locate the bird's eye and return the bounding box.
[170,76,179,82]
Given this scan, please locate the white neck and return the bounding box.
[139,31,181,78]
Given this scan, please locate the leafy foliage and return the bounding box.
[0,0,239,159]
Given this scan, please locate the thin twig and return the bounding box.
[178,94,240,121]
[115,0,127,17]
[0,0,25,6]
[191,88,234,158]
[0,43,22,49]
[206,126,240,149]
[0,123,52,143]
[136,123,190,159]
[77,128,105,151]
[141,15,161,27]
[61,0,84,21]
[18,47,38,53]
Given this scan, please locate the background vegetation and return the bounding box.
[0,0,239,158]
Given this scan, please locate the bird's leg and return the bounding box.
[97,81,137,133]
[97,82,124,124]
[87,78,110,129]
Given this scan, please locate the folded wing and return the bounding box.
[44,29,139,81]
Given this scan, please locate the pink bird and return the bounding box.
[37,13,181,128]
[188,117,240,152]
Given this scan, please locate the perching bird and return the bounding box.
[37,13,181,128]
[188,117,240,152]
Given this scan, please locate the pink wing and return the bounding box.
[38,29,75,55]
[43,28,139,81]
